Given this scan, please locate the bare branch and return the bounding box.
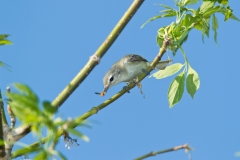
[134,143,192,160]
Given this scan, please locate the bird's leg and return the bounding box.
[132,77,145,98]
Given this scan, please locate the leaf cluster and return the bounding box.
[6,84,89,159]
[0,34,12,70]
[144,0,239,107]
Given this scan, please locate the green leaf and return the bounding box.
[203,6,220,18]
[0,61,11,71]
[219,6,234,21]
[230,13,240,22]
[186,65,200,98]
[199,1,215,13]
[0,34,9,39]
[212,14,219,44]
[34,150,48,160]
[151,63,184,79]
[141,11,176,28]
[67,128,90,142]
[183,0,199,5]
[14,83,39,103]
[168,72,185,108]
[0,39,12,46]
[43,101,57,115]
[155,4,173,9]
[217,0,228,5]
[182,14,198,27]
[0,34,12,46]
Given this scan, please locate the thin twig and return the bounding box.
[134,143,192,160]
[6,87,15,129]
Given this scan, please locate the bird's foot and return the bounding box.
[133,77,145,98]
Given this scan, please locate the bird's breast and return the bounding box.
[124,61,148,82]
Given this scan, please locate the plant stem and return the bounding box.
[0,89,7,157]
[134,143,191,160]
[51,0,145,108]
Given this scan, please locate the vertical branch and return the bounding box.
[0,89,6,157]
[51,0,145,108]
[6,87,15,129]
[0,90,8,126]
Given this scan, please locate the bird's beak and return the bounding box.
[100,85,109,96]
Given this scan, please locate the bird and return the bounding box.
[99,54,171,96]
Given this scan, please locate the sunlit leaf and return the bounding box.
[183,0,199,5]
[14,83,39,102]
[182,14,197,27]
[151,63,184,79]
[0,39,12,46]
[199,1,215,13]
[141,11,176,28]
[155,4,173,9]
[229,14,240,22]
[203,6,220,18]
[168,72,185,108]
[217,0,228,5]
[212,14,219,44]
[34,150,48,160]
[219,6,234,21]
[186,65,200,98]
[0,34,12,46]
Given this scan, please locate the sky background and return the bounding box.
[1,0,240,160]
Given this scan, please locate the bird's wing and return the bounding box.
[124,54,148,63]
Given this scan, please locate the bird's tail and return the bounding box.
[150,59,172,70]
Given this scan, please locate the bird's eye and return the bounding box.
[109,76,114,82]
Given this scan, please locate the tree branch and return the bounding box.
[11,0,145,158]
[51,0,145,108]
[0,89,6,157]
[134,143,191,160]
[11,37,170,159]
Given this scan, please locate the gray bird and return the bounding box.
[100,54,171,96]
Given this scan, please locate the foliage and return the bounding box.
[0,34,12,70]
[6,84,89,159]
[143,0,239,107]
[0,34,12,46]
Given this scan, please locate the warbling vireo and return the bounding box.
[99,54,171,96]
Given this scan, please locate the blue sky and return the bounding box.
[1,0,240,160]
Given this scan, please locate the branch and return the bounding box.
[11,0,145,158]
[11,37,170,159]
[51,0,145,108]
[0,90,6,158]
[75,38,171,121]
[134,143,191,160]
[0,89,8,126]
